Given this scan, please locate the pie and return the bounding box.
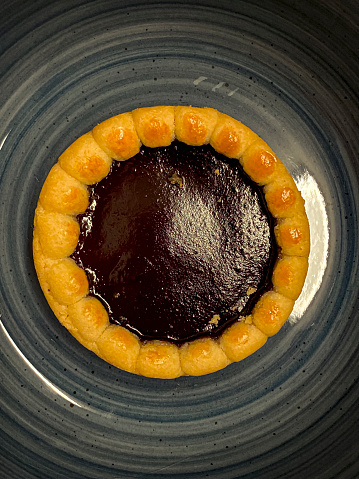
[33,106,310,378]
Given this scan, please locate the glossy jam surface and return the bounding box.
[72,142,276,342]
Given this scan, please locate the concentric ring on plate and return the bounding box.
[33,105,310,378]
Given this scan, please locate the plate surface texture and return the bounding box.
[0,0,358,477]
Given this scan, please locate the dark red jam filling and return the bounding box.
[71,141,277,343]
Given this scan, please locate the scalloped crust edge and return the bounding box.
[33,105,310,378]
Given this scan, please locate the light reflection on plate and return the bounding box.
[290,171,329,321]
[0,318,83,408]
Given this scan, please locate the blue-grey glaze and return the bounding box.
[0,1,358,478]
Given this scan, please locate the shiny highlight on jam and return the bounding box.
[71,142,277,343]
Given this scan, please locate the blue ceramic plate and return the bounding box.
[1,1,358,478]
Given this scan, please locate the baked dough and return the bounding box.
[33,106,310,378]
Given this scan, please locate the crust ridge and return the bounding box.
[33,106,310,378]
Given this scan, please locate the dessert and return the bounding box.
[33,106,310,378]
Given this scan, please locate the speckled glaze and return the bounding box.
[0,1,358,478]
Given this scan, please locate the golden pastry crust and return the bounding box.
[174,106,218,145]
[34,206,80,259]
[240,138,287,186]
[33,105,310,378]
[132,106,175,147]
[92,112,141,161]
[272,255,309,300]
[96,325,140,373]
[136,341,182,379]
[210,112,259,158]
[251,291,295,337]
[219,319,268,362]
[68,297,110,348]
[180,338,230,376]
[274,215,310,257]
[59,132,113,185]
[39,164,89,215]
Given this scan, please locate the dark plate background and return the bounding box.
[1,1,358,478]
